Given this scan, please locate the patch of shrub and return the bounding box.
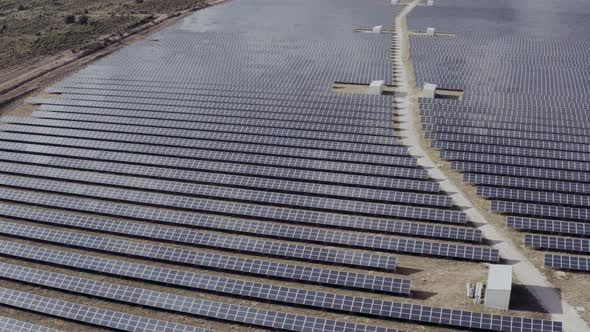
[64,15,75,24]
[78,15,89,25]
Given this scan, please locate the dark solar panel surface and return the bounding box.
[0,263,407,332]
[0,257,561,332]
[525,234,590,254]
[0,0,535,330]
[545,254,590,272]
[0,220,406,293]
[0,287,215,332]
[0,316,60,332]
[409,0,590,273]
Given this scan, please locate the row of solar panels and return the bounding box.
[0,155,496,263]
[420,102,590,272]
[411,0,590,275]
[0,109,505,263]
[421,105,590,124]
[0,0,547,330]
[47,80,395,108]
[0,78,514,329]
[0,240,562,332]
[0,83,510,330]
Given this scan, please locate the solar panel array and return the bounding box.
[409,0,590,273]
[0,0,561,331]
[0,256,561,332]
[0,287,216,332]
[0,316,60,332]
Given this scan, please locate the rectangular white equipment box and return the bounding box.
[485,265,513,310]
[427,0,434,6]
[368,80,385,95]
[372,25,384,33]
[426,27,435,36]
[422,83,437,98]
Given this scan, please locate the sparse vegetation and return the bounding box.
[64,15,75,24]
[0,0,208,72]
[77,15,89,25]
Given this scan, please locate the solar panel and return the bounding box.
[0,186,479,244]
[19,112,400,156]
[492,200,590,222]
[524,234,590,254]
[0,200,483,262]
[0,259,563,332]
[36,86,393,113]
[0,201,397,271]
[0,263,407,332]
[441,151,590,172]
[8,117,407,167]
[0,195,489,262]
[0,220,403,293]
[6,109,394,146]
[422,116,588,136]
[31,102,393,139]
[47,85,393,108]
[0,143,430,195]
[44,82,393,105]
[0,241,412,312]
[39,101,392,130]
[34,107,395,137]
[407,0,590,284]
[421,109,590,127]
[477,186,590,208]
[46,82,395,110]
[0,287,214,332]
[32,95,394,124]
[43,86,390,111]
[426,132,590,154]
[39,89,393,115]
[425,124,590,145]
[452,161,590,184]
[422,104,590,122]
[0,186,489,262]
[507,216,590,237]
[432,140,590,162]
[0,132,420,178]
[0,316,60,332]
[44,75,394,101]
[0,158,449,208]
[545,254,590,272]
[464,173,590,195]
[0,173,465,225]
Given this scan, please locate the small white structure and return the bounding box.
[485,265,513,310]
[372,25,384,33]
[426,0,434,6]
[426,27,436,36]
[368,80,385,95]
[422,83,437,98]
[391,0,399,4]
